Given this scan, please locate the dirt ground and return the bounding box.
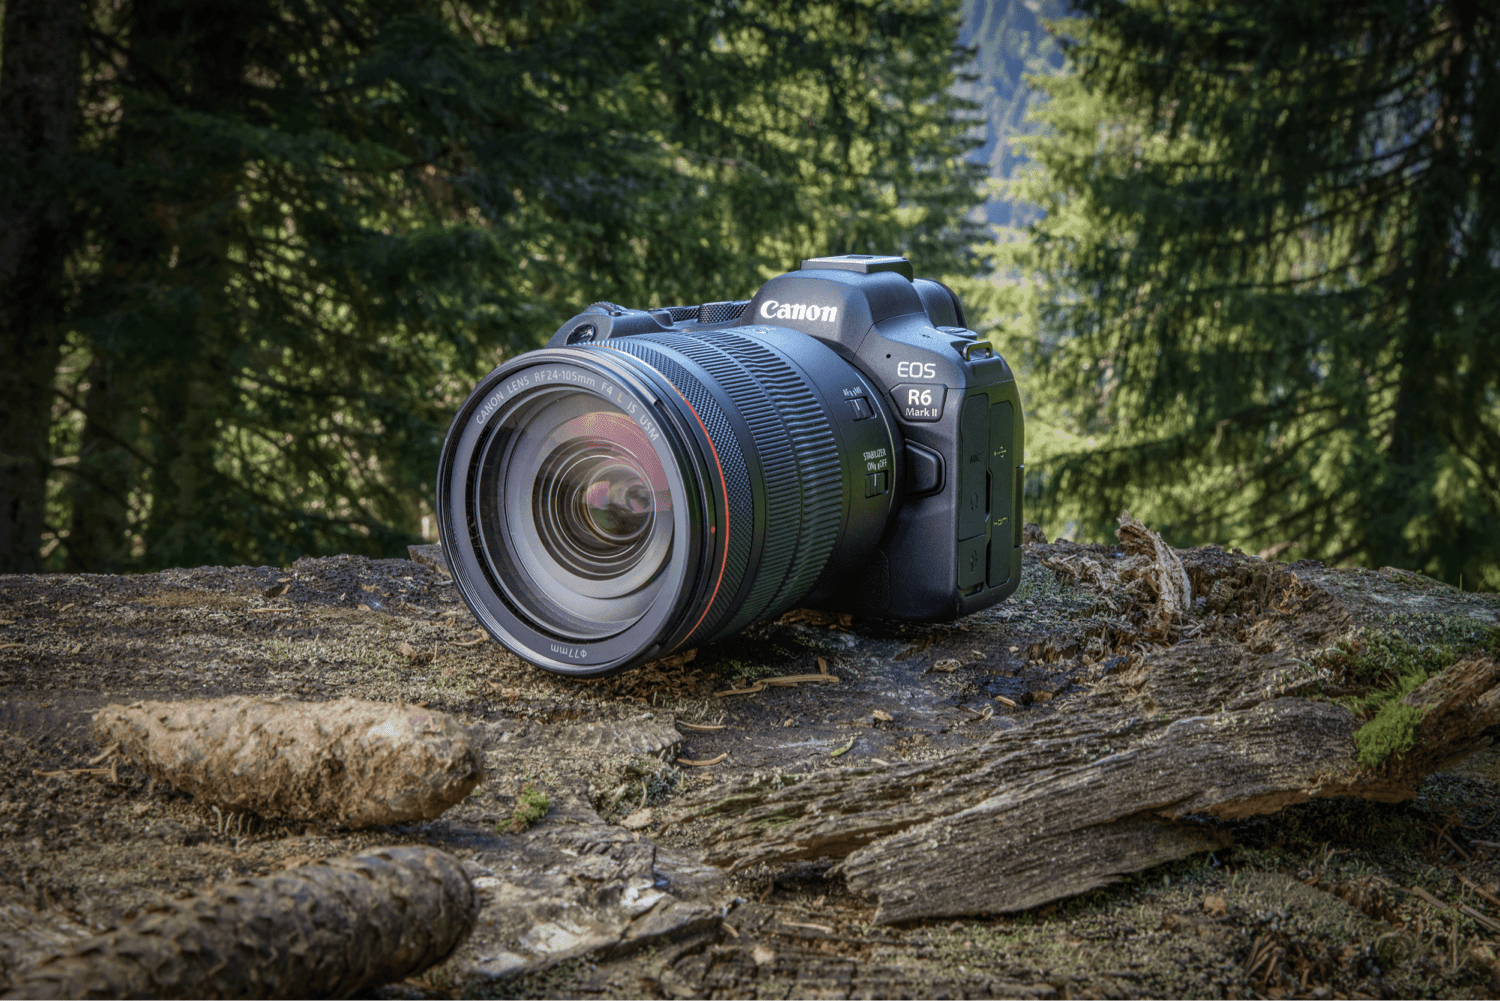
[2,544,1500,999]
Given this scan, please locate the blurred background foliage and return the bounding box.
[962,0,1500,591]
[2,0,1497,590]
[1,0,982,573]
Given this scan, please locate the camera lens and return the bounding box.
[437,328,897,677]
[481,392,677,640]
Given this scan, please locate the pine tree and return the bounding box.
[1009,0,1500,586]
[955,0,1067,229]
[0,0,85,573]
[2,0,983,572]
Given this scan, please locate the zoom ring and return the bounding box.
[600,343,757,643]
[604,331,844,643]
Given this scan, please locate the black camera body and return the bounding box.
[437,255,1023,677]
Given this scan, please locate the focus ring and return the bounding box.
[704,331,843,616]
[636,333,800,636]
[604,329,843,642]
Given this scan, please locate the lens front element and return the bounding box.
[482,391,677,641]
[529,411,668,584]
[438,330,897,678]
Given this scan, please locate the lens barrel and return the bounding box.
[437,326,895,677]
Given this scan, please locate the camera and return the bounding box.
[436,255,1024,677]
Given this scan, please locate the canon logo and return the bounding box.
[760,300,838,323]
[475,391,504,425]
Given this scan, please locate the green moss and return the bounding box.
[1311,629,1462,768]
[506,784,549,833]
[1312,628,1457,692]
[1355,702,1424,769]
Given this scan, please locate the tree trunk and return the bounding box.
[102,0,251,570]
[1367,0,1476,572]
[0,0,82,572]
[64,354,139,572]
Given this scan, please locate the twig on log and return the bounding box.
[715,673,840,696]
[1460,905,1500,935]
[85,743,119,766]
[1457,872,1500,909]
[1409,886,1451,910]
[30,768,112,781]
[1461,805,1500,830]
[678,753,728,767]
[783,921,834,935]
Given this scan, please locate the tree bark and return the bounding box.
[0,0,82,572]
[673,534,1500,923]
[64,355,139,572]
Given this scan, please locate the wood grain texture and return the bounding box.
[3,846,476,999]
[675,540,1500,922]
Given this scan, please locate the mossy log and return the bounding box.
[674,519,1500,923]
[92,697,483,827]
[5,524,1500,996]
[3,846,476,999]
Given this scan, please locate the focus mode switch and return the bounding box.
[846,396,874,421]
[904,443,944,495]
[864,470,889,498]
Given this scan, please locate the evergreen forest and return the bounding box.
[3,0,1497,591]
[990,0,1500,591]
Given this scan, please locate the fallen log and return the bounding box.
[674,518,1500,923]
[92,697,483,827]
[3,846,476,999]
